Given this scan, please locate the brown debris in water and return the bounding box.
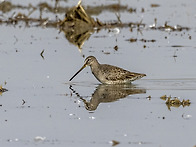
[129,38,137,42]
[146,95,151,100]
[22,99,26,105]
[0,85,8,93]
[127,38,156,43]
[114,45,118,51]
[111,140,120,146]
[40,49,45,59]
[160,95,191,111]
[150,21,190,32]
[150,4,160,8]
[160,95,167,100]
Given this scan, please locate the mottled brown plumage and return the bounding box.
[69,56,146,84]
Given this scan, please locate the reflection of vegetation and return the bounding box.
[0,1,130,15]
[160,95,191,111]
[0,1,190,31]
[70,84,146,111]
[59,1,97,49]
[0,1,190,49]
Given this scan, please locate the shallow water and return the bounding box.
[0,0,196,147]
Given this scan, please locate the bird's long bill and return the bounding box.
[69,64,87,81]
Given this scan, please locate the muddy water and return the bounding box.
[0,0,196,147]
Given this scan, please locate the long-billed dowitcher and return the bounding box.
[69,56,146,84]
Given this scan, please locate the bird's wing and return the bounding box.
[100,64,145,82]
[101,65,132,81]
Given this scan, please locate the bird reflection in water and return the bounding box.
[69,84,146,111]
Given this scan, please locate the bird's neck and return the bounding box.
[90,61,100,72]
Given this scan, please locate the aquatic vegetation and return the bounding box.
[0,1,191,49]
[160,95,191,111]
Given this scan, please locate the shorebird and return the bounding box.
[69,56,146,84]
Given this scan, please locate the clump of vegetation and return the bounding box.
[160,95,191,111]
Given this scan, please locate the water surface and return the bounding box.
[0,0,196,146]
